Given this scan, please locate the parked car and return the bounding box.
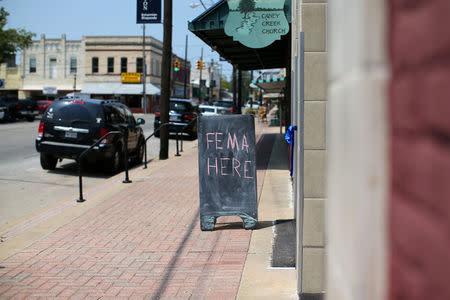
[0,95,39,122]
[0,105,5,121]
[199,105,220,116]
[199,104,232,116]
[36,98,146,173]
[154,98,200,139]
[213,100,234,114]
[37,100,52,113]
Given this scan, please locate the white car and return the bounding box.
[245,102,259,110]
[199,105,220,116]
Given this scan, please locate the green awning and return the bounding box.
[188,0,291,71]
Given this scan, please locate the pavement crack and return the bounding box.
[0,177,73,187]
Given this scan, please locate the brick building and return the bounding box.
[327,1,450,300]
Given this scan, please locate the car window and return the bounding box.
[48,101,102,124]
[201,107,215,113]
[123,106,136,125]
[170,102,188,112]
[105,105,125,124]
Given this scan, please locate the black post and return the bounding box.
[123,131,132,183]
[77,159,85,203]
[175,131,181,156]
[144,141,148,169]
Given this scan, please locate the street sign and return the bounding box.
[137,0,161,23]
[198,115,258,231]
[43,86,58,95]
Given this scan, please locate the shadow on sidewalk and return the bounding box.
[256,133,289,171]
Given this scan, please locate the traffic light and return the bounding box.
[196,59,205,70]
[173,59,180,72]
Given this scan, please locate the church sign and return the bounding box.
[224,0,289,49]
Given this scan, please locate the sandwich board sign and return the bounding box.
[198,115,258,231]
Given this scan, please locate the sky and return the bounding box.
[1,0,233,78]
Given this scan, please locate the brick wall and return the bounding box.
[388,1,450,299]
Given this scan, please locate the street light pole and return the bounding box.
[142,24,147,113]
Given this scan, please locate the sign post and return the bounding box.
[198,115,258,231]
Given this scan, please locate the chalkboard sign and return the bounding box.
[198,115,258,231]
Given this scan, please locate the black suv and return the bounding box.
[36,98,146,173]
[154,98,200,139]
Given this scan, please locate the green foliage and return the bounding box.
[220,75,231,91]
[238,0,255,18]
[0,6,35,63]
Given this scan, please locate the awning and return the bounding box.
[188,0,291,71]
[81,82,160,95]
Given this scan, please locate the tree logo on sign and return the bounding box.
[224,0,289,49]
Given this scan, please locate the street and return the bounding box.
[0,114,197,228]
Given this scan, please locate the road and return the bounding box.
[0,114,197,228]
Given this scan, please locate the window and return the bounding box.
[70,57,77,74]
[107,57,114,73]
[29,57,36,73]
[121,57,127,73]
[92,57,98,73]
[49,58,57,79]
[136,57,143,73]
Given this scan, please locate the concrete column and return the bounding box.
[326,1,388,300]
[293,0,328,298]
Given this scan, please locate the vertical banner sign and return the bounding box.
[198,115,258,231]
[137,0,161,23]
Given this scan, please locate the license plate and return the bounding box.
[170,116,180,121]
[65,132,77,138]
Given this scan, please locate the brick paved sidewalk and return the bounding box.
[0,121,277,299]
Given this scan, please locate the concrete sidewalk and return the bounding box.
[0,120,296,299]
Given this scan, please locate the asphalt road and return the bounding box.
[0,114,197,228]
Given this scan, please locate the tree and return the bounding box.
[238,0,255,19]
[0,6,35,64]
[220,75,231,91]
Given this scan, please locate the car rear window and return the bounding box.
[170,102,189,112]
[44,101,103,124]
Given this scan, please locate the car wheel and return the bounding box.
[135,139,145,165]
[40,153,57,170]
[109,146,123,174]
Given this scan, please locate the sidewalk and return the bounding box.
[0,119,296,299]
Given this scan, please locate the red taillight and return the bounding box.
[100,128,110,144]
[230,108,233,113]
[70,100,85,104]
[16,103,21,110]
[155,111,161,117]
[183,114,196,121]
[38,122,44,138]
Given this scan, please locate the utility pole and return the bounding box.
[159,0,172,160]
[232,65,237,113]
[209,59,213,103]
[142,24,147,113]
[199,47,203,103]
[183,35,188,99]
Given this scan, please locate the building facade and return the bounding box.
[19,35,191,112]
[0,62,21,97]
[20,34,85,100]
